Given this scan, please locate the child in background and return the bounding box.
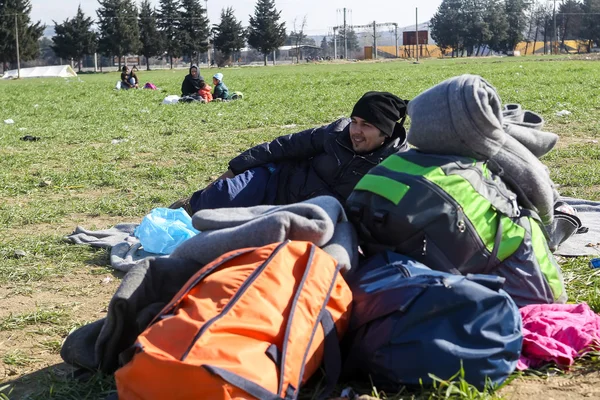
[130,65,140,89]
[212,73,229,100]
[120,66,133,89]
[199,80,213,102]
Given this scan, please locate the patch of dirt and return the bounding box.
[562,53,600,61]
[554,135,600,149]
[500,372,600,399]
[0,270,120,384]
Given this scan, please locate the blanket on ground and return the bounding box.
[555,197,600,257]
[60,196,358,374]
[65,224,163,272]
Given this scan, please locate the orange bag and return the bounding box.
[115,240,353,400]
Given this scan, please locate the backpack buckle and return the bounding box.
[373,210,388,225]
[348,205,363,219]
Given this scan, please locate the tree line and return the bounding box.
[430,0,600,56]
[0,0,288,72]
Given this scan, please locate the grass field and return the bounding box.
[1,56,600,399]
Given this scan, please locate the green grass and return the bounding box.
[2,351,38,367]
[1,57,600,399]
[0,308,69,332]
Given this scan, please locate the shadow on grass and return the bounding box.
[1,363,115,400]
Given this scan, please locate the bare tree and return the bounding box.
[291,16,307,63]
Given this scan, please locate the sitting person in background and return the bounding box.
[120,66,133,89]
[198,81,213,102]
[212,73,230,100]
[181,65,203,96]
[169,91,409,215]
[130,65,140,89]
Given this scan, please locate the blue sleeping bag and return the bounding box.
[342,251,522,390]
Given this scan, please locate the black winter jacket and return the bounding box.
[228,118,408,205]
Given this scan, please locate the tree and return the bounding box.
[179,0,209,66]
[97,0,141,69]
[212,7,245,66]
[39,37,59,65]
[138,0,163,70]
[247,0,286,65]
[540,2,554,53]
[339,28,360,54]
[52,6,97,72]
[582,0,600,48]
[320,36,329,57]
[0,0,44,72]
[289,16,307,63]
[503,0,529,52]
[523,1,537,54]
[326,28,360,58]
[430,0,466,56]
[484,0,508,53]
[557,0,584,50]
[157,0,181,68]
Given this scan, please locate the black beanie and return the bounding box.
[351,91,408,137]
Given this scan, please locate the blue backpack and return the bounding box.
[342,251,522,391]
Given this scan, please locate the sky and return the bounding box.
[30,0,442,36]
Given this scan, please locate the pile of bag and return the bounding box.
[64,75,579,399]
[347,74,569,308]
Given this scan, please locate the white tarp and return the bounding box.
[2,65,77,79]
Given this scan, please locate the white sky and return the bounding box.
[31,0,442,35]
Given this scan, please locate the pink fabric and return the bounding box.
[517,303,600,370]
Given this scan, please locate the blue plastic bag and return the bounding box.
[134,207,200,255]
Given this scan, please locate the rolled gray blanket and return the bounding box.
[172,195,358,273]
[407,74,558,225]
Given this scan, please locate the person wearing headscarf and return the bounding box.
[181,65,204,96]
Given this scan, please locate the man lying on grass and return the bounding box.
[170,91,409,215]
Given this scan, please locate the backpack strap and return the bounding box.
[484,217,504,274]
[519,208,552,242]
[203,365,284,400]
[316,310,342,400]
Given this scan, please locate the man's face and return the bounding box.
[349,116,386,153]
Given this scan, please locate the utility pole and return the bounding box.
[343,8,348,59]
[333,27,338,59]
[552,0,557,54]
[415,8,419,62]
[394,23,399,58]
[15,15,21,79]
[373,21,377,59]
[205,0,212,66]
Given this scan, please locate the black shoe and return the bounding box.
[169,196,193,216]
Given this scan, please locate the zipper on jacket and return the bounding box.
[333,138,379,185]
[180,241,289,361]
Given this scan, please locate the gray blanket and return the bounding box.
[407,74,559,226]
[66,224,164,272]
[172,195,358,273]
[61,196,358,373]
[555,197,600,257]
